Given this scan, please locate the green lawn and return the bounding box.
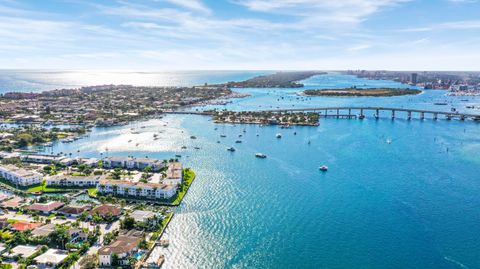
[170,169,196,206]
[87,187,98,197]
[27,182,68,193]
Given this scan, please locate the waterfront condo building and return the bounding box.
[0,165,42,186]
[97,180,176,200]
[46,174,103,187]
[103,156,165,171]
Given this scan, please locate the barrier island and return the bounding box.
[301,88,421,97]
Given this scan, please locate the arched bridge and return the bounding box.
[164,107,480,121]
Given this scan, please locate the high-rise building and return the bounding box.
[411,73,418,84]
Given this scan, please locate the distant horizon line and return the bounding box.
[0,69,479,73]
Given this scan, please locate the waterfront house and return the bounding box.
[90,204,122,219]
[56,205,90,217]
[0,196,26,209]
[97,180,176,200]
[0,165,42,186]
[27,201,65,214]
[46,174,102,188]
[98,230,144,267]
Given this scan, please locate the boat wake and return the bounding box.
[444,256,469,269]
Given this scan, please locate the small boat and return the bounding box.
[214,127,218,130]
[194,146,200,150]
[293,132,297,135]
[386,139,392,144]
[220,134,227,138]
[131,131,140,134]
[190,136,197,139]
[255,153,267,158]
[181,146,187,149]
[276,133,282,138]
[136,143,140,147]
[319,165,328,172]
[153,134,158,138]
[175,154,182,158]
[238,134,243,137]
[227,147,236,152]
[217,141,221,143]
[434,102,448,105]
[358,114,365,119]
[235,140,242,143]
[128,140,132,143]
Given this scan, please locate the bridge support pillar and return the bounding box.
[325,109,327,117]
[407,111,412,120]
[391,110,395,119]
[359,109,365,119]
[460,115,465,121]
[433,113,438,120]
[348,109,351,117]
[336,109,339,119]
[420,112,424,120]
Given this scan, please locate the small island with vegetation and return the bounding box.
[219,71,326,88]
[301,87,421,97]
[212,111,319,126]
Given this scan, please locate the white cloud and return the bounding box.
[234,0,410,24]
[159,0,211,13]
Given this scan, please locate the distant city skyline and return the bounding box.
[0,0,479,70]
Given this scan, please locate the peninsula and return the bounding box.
[212,110,319,126]
[219,71,326,88]
[301,88,421,97]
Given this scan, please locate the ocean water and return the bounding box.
[0,70,269,93]
[3,71,480,268]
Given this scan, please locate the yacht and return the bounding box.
[319,165,328,172]
[255,153,267,158]
[276,133,282,138]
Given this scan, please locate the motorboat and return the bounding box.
[255,153,267,158]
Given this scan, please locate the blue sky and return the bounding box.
[0,0,479,70]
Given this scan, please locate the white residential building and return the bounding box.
[46,174,102,187]
[97,180,176,200]
[103,156,165,171]
[163,162,183,186]
[0,165,42,186]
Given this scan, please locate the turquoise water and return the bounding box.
[3,71,480,268]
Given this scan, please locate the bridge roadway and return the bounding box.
[164,107,480,121]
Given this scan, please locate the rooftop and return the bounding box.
[34,249,68,265]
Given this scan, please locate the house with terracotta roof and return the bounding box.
[90,204,122,219]
[28,201,65,214]
[98,230,144,267]
[10,221,40,231]
[56,205,90,217]
[0,196,26,209]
